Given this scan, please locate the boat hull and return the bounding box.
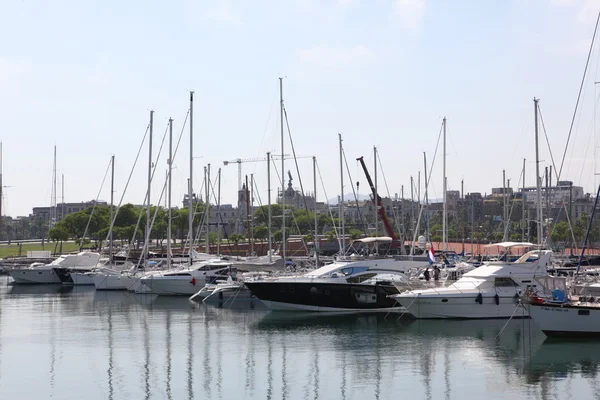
[244,281,401,312]
[394,292,527,319]
[93,274,130,290]
[9,269,61,284]
[140,276,206,296]
[528,302,600,338]
[65,272,95,286]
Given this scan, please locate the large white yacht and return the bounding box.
[140,260,237,296]
[9,252,101,284]
[392,243,552,319]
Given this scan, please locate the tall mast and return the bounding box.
[146,111,153,268]
[245,175,251,255]
[250,173,254,256]
[61,174,65,221]
[534,98,543,246]
[503,169,507,241]
[374,146,378,240]
[522,158,526,241]
[313,156,319,267]
[109,155,114,262]
[52,145,57,228]
[167,118,173,269]
[423,152,429,240]
[267,152,272,262]
[206,164,210,254]
[217,168,221,256]
[279,78,286,260]
[461,179,464,253]
[339,133,345,255]
[442,117,447,251]
[188,91,194,264]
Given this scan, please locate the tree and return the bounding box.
[49,225,69,243]
[348,229,363,240]
[254,225,268,240]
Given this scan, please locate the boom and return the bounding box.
[356,156,398,243]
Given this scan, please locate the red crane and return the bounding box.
[356,156,399,246]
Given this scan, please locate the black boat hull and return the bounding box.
[244,281,401,312]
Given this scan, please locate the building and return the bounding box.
[520,181,583,205]
[31,200,108,223]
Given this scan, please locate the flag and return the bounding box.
[427,246,435,264]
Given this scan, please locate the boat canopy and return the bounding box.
[354,236,393,244]
[483,241,534,249]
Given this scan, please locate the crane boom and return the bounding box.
[356,156,398,244]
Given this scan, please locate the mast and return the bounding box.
[109,155,114,262]
[442,117,447,251]
[267,152,272,262]
[206,164,210,254]
[217,168,221,256]
[61,174,65,221]
[423,153,429,241]
[167,118,173,269]
[534,98,543,246]
[410,176,414,242]
[522,159,526,241]
[503,169,507,241]
[52,145,57,229]
[245,175,251,256]
[279,78,286,260]
[374,146,378,240]
[250,173,254,256]
[461,179,464,254]
[146,111,153,269]
[188,91,194,264]
[339,133,345,255]
[313,156,319,267]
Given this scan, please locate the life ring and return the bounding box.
[191,277,196,286]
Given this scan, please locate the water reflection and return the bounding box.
[165,311,172,400]
[107,310,114,400]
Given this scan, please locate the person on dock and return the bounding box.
[423,268,430,282]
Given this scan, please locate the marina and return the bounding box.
[3,2,600,399]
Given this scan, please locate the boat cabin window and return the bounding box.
[346,273,378,283]
[339,266,369,276]
[494,277,518,287]
[167,273,192,277]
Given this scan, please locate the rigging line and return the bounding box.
[316,160,342,249]
[504,167,523,239]
[343,149,368,236]
[80,157,113,250]
[252,90,278,175]
[558,10,600,180]
[283,105,310,213]
[377,152,404,240]
[538,105,578,251]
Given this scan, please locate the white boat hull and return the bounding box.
[67,272,95,286]
[528,302,600,337]
[93,274,130,290]
[9,269,61,284]
[140,276,206,296]
[394,293,527,319]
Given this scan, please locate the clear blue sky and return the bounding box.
[1,0,599,217]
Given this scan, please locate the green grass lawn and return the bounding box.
[0,241,82,258]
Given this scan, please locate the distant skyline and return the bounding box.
[1,1,600,217]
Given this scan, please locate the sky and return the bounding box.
[1,0,600,217]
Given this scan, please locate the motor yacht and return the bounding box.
[391,242,552,319]
[9,252,101,284]
[244,258,425,312]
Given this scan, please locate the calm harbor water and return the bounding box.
[0,277,599,400]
